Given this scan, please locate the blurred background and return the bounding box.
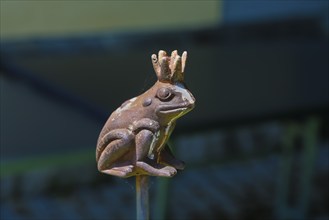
[0,1,328,220]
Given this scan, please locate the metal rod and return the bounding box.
[136,175,149,220]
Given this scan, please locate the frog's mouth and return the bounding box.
[158,102,195,114]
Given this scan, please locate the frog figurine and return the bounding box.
[96,50,195,178]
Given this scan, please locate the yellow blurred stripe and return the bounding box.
[1,1,222,39]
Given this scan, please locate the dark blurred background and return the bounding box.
[0,1,328,220]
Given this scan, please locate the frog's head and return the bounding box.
[141,50,195,124]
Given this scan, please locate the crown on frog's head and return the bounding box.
[151,50,187,83]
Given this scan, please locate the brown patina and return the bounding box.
[96,50,195,178]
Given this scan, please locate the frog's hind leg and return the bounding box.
[98,145,135,178]
[97,129,134,177]
[96,129,133,161]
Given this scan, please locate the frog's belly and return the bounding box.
[148,131,161,159]
[147,123,173,159]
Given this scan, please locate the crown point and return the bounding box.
[152,50,187,83]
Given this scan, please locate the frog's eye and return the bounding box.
[157,87,172,101]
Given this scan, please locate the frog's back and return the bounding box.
[97,97,139,139]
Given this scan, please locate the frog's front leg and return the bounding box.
[135,130,177,177]
[133,119,177,177]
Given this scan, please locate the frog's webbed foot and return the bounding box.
[158,144,185,170]
[136,161,177,177]
[101,165,134,178]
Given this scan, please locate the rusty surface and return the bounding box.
[96,50,195,178]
